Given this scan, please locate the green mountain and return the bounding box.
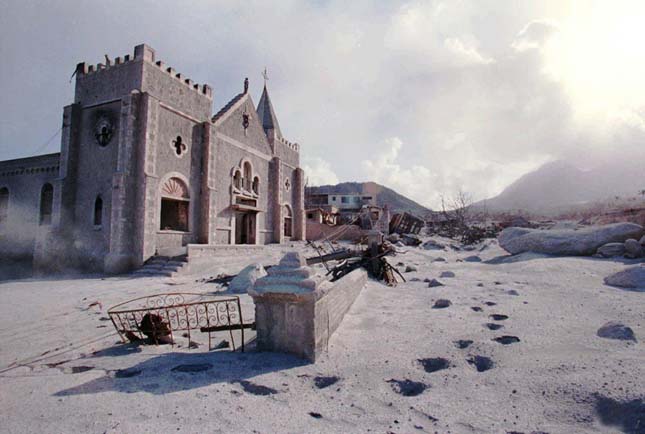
[306,181,430,216]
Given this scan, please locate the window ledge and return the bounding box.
[158,230,191,234]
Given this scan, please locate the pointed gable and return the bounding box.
[256,85,282,138]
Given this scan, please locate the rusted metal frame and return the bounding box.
[163,307,174,348]
[199,322,256,332]
[183,305,191,346]
[205,302,212,351]
[108,294,244,351]
[225,302,236,351]
[237,298,245,352]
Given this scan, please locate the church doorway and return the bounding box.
[235,211,256,245]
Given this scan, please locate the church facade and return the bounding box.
[0,44,306,273]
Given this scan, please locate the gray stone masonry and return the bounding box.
[249,252,367,362]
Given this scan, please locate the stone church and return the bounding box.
[0,44,305,273]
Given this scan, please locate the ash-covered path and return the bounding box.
[0,239,643,433]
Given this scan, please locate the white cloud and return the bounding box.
[1,1,644,210]
[361,137,437,207]
[511,19,559,52]
[302,157,339,186]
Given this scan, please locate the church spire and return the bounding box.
[256,74,282,139]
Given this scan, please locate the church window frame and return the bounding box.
[283,204,293,238]
[93,195,103,228]
[171,135,188,158]
[0,187,8,225]
[159,176,190,233]
[39,183,54,225]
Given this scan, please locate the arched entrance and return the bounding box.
[160,177,189,232]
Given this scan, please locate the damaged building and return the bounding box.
[0,44,305,274]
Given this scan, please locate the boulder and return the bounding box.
[604,265,645,290]
[439,271,455,278]
[464,255,482,262]
[401,233,422,246]
[421,240,445,250]
[229,263,267,293]
[427,279,444,288]
[596,321,637,342]
[596,242,626,258]
[624,238,643,259]
[640,235,645,246]
[498,223,644,256]
[405,265,418,273]
[432,299,452,309]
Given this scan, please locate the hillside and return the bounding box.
[306,181,431,216]
[475,159,645,216]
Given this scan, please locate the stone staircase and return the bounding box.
[134,254,189,277]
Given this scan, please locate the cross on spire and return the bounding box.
[262,67,269,87]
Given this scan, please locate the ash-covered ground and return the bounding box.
[0,239,643,434]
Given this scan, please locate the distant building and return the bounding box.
[0,44,306,273]
[305,192,376,223]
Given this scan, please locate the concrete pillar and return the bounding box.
[58,103,82,226]
[293,167,306,241]
[132,92,160,267]
[199,121,216,244]
[105,92,140,273]
[249,252,319,361]
[270,157,283,243]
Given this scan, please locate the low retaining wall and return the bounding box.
[250,252,368,362]
[306,221,366,241]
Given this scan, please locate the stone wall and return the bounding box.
[0,154,60,260]
[250,252,367,362]
[306,221,366,241]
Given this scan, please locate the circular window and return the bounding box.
[95,116,114,147]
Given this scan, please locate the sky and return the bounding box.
[1,0,645,209]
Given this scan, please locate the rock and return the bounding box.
[604,265,645,290]
[498,223,644,256]
[624,238,643,258]
[640,235,645,246]
[421,240,445,250]
[432,299,452,308]
[596,242,626,258]
[439,271,455,278]
[597,321,637,342]
[427,279,444,288]
[432,257,446,263]
[464,255,482,262]
[229,263,267,293]
[401,233,422,246]
[409,277,421,282]
[405,265,418,273]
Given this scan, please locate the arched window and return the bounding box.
[233,170,242,190]
[243,161,252,191]
[93,196,103,227]
[0,187,8,224]
[252,176,260,194]
[283,204,293,238]
[160,177,189,232]
[39,183,53,225]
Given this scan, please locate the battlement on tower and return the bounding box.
[277,136,299,152]
[75,44,212,101]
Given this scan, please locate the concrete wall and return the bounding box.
[306,221,365,241]
[0,154,60,259]
[252,268,367,362]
